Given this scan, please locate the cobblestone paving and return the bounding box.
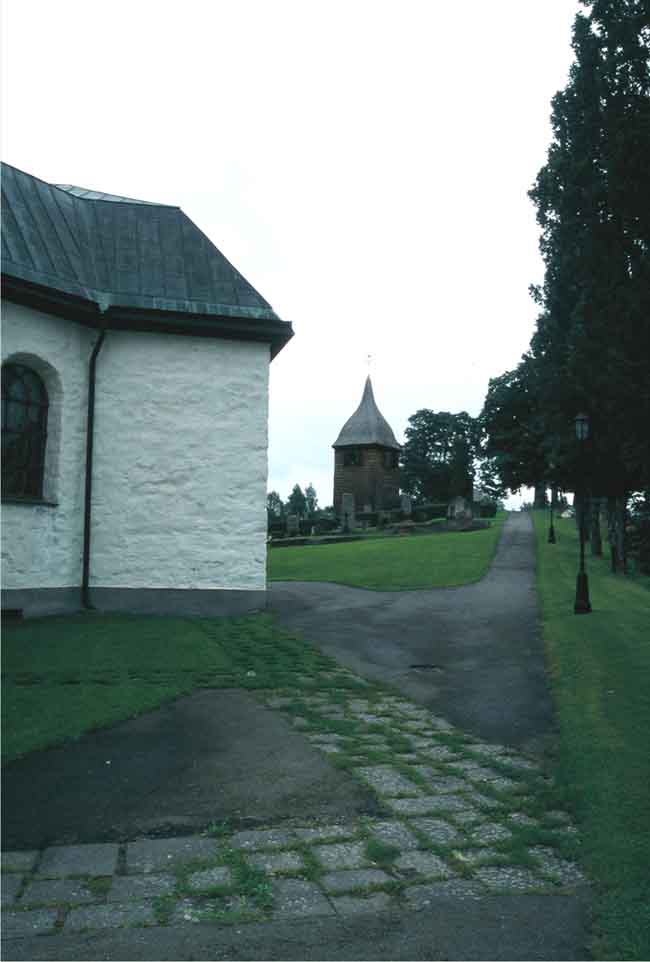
[1,672,588,939]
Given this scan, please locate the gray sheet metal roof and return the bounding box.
[55,184,162,206]
[1,164,291,346]
[333,377,401,450]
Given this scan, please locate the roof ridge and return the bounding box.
[54,183,178,209]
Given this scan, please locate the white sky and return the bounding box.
[2,1,581,509]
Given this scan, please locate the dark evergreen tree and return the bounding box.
[266,491,284,518]
[483,1,650,539]
[528,0,650,499]
[287,484,307,518]
[305,483,318,516]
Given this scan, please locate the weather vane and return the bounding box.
[366,353,374,374]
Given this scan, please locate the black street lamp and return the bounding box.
[574,413,591,614]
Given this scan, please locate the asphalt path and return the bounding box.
[2,691,376,849]
[269,511,554,755]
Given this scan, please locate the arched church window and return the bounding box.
[2,363,49,499]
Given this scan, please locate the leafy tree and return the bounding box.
[479,357,551,497]
[287,484,307,518]
[474,455,508,503]
[449,436,473,501]
[266,491,284,518]
[305,483,318,516]
[401,410,478,503]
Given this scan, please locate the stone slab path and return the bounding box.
[2,680,589,958]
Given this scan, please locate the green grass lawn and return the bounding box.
[2,516,506,762]
[532,511,650,961]
[1,612,346,763]
[268,515,507,589]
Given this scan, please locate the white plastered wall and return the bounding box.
[2,304,271,593]
[90,330,270,591]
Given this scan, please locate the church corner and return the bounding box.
[1,163,293,618]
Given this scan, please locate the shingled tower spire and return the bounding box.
[332,377,401,516]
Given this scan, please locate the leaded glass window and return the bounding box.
[2,364,49,498]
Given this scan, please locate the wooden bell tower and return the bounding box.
[332,377,401,516]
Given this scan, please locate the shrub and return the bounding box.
[298,517,338,536]
[413,502,448,522]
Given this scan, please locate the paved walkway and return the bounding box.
[269,512,553,754]
[2,514,591,960]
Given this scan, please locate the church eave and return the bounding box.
[332,440,401,451]
[1,274,294,359]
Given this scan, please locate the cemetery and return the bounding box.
[267,512,504,591]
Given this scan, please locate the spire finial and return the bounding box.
[366,353,374,377]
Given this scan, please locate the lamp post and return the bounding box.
[574,413,591,614]
[548,462,556,543]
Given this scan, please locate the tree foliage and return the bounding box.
[401,410,478,503]
[482,1,650,504]
[287,483,308,518]
[480,357,551,493]
[266,491,284,518]
[305,483,318,515]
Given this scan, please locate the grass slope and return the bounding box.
[532,511,650,961]
[268,516,506,590]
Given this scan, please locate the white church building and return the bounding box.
[1,163,293,617]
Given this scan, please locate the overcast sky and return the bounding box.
[2,1,581,509]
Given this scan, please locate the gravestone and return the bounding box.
[400,494,412,516]
[341,493,356,532]
[447,496,474,529]
[286,514,300,537]
[448,496,473,521]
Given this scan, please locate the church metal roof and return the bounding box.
[333,377,401,450]
[55,184,162,205]
[1,163,293,356]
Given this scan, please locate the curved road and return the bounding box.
[269,512,554,754]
